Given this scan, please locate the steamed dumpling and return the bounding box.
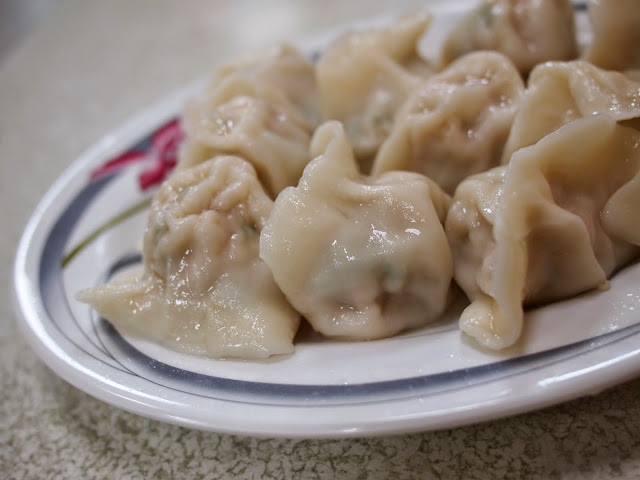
[260,121,453,340]
[180,44,318,197]
[446,115,640,350]
[180,77,313,198]
[210,44,320,125]
[316,13,433,168]
[372,51,524,194]
[502,61,640,162]
[441,0,577,74]
[77,156,300,359]
[584,0,640,71]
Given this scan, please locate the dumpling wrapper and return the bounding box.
[446,115,640,350]
[260,121,453,340]
[316,13,433,168]
[583,0,640,72]
[626,70,640,84]
[77,156,300,359]
[372,51,524,194]
[209,44,321,125]
[440,0,577,74]
[180,45,318,198]
[502,60,640,162]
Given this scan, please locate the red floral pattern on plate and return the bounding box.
[63,119,184,267]
[91,118,183,190]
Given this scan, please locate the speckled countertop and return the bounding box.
[2,1,640,478]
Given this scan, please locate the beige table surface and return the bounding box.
[2,1,640,478]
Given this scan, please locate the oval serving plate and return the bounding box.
[13,2,640,438]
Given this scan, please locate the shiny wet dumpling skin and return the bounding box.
[179,44,318,198]
[207,44,321,126]
[583,0,640,72]
[316,13,432,169]
[77,156,300,359]
[441,0,577,75]
[260,121,453,340]
[446,115,640,350]
[502,61,640,163]
[372,51,524,195]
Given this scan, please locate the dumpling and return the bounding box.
[372,51,524,194]
[446,115,640,350]
[179,44,319,198]
[316,13,432,169]
[441,0,577,74]
[502,60,640,162]
[260,121,453,340]
[583,0,640,71]
[180,76,313,198]
[77,156,301,359]
[209,44,321,125]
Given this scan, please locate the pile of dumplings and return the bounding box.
[78,0,640,359]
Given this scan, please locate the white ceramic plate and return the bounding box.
[13,2,640,439]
